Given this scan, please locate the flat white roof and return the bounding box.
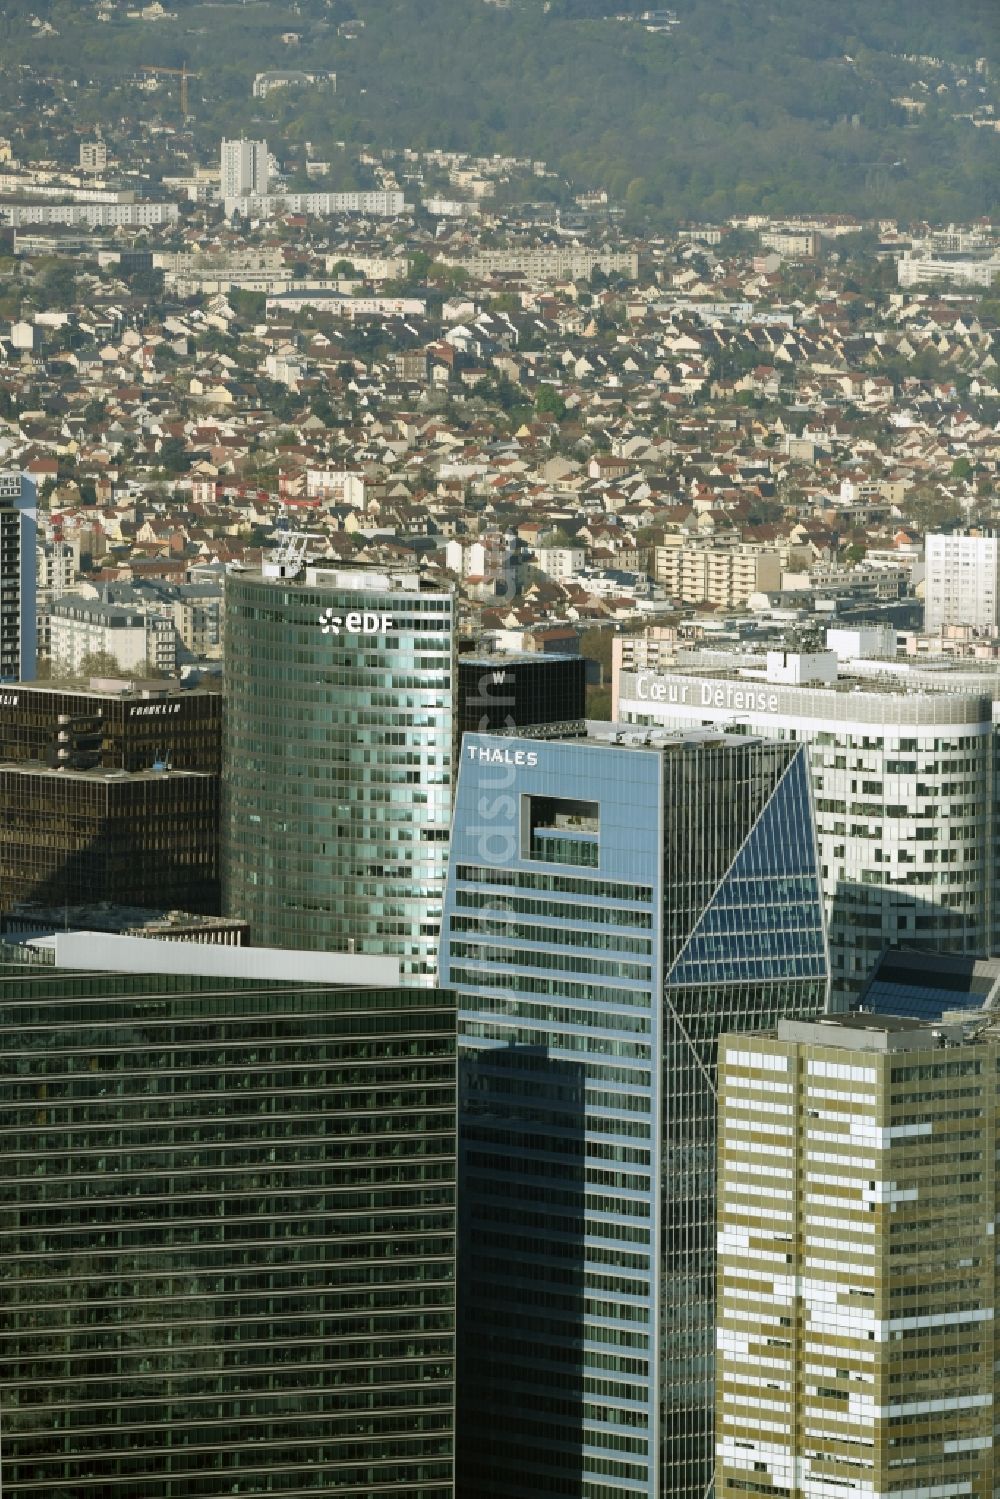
[29,932,401,988]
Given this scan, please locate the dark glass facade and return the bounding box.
[0,966,456,1499]
[457,654,586,741]
[0,763,219,913]
[0,471,36,682]
[224,568,454,983]
[440,729,829,1499]
[0,683,222,774]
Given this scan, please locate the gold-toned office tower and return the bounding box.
[716,1013,995,1499]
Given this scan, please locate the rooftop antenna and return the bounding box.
[264,530,326,579]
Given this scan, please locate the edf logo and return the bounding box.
[318,609,394,635]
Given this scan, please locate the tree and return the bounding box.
[158,436,191,474]
[587,684,612,721]
[77,650,127,680]
[230,288,267,321]
[535,384,567,421]
[579,625,613,685]
[407,250,433,285]
[36,261,77,311]
[904,485,964,534]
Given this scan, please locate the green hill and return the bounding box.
[1,0,997,221]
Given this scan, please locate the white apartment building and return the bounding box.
[0,472,37,682]
[614,643,995,1003]
[220,138,269,199]
[760,227,819,257]
[35,539,79,659]
[653,537,781,607]
[156,248,284,277]
[423,197,480,218]
[534,544,586,581]
[50,597,176,678]
[898,250,999,287]
[324,253,408,281]
[263,291,424,317]
[0,201,178,228]
[924,529,1000,632]
[252,69,336,99]
[79,141,107,173]
[305,468,366,507]
[225,190,405,219]
[437,246,640,280]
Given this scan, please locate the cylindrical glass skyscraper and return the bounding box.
[224,562,454,983]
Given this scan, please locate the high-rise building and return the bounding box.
[0,471,37,682]
[614,645,994,1003]
[457,652,586,741]
[223,562,454,981]
[220,137,269,199]
[0,960,456,1499]
[440,725,829,1499]
[716,1011,996,1499]
[925,528,1000,632]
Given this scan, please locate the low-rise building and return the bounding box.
[252,68,337,98]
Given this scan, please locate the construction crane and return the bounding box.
[140,64,199,118]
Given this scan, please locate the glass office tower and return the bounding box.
[224,564,454,982]
[0,962,456,1499]
[440,726,830,1499]
[0,471,37,682]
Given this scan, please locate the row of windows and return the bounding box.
[454,887,653,929]
[450,940,653,985]
[455,863,653,904]
[456,966,653,1017]
[450,913,652,955]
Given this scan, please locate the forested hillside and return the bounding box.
[1,0,997,222]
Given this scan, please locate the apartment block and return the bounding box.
[0,202,178,227]
[220,137,269,198]
[652,538,781,609]
[78,140,107,173]
[924,530,1000,633]
[437,247,640,281]
[224,190,406,219]
[49,595,176,677]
